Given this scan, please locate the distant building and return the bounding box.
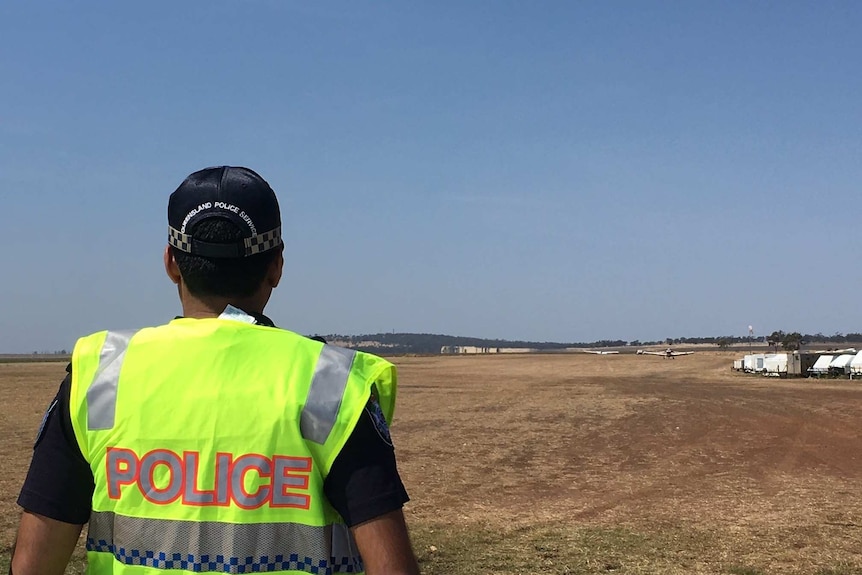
[440,346,535,354]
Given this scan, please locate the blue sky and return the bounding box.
[2,1,860,352]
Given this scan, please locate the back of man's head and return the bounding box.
[167,166,282,298]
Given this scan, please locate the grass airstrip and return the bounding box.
[3,353,862,574]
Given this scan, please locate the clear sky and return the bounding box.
[2,1,860,353]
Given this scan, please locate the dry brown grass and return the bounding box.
[3,353,862,574]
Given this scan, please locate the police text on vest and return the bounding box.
[106,447,312,509]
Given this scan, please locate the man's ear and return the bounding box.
[267,245,284,288]
[164,245,181,285]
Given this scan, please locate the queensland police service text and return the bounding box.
[180,202,257,235]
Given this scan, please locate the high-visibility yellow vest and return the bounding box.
[68,317,396,575]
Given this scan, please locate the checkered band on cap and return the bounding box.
[168,227,193,253]
[168,226,282,257]
[244,227,282,256]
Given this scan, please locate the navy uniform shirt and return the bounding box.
[18,316,408,527]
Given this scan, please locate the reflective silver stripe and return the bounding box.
[87,330,138,430]
[301,345,356,445]
[87,511,362,574]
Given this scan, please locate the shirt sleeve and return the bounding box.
[17,368,95,524]
[323,401,410,527]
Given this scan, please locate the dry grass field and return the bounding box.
[3,353,862,574]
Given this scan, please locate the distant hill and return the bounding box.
[316,332,862,356]
[320,333,626,355]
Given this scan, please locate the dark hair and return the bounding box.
[172,218,279,298]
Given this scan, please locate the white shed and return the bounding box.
[809,355,833,377]
[830,354,855,376]
[850,351,862,379]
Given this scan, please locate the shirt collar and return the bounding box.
[172,311,277,328]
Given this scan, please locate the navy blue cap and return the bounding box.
[168,166,282,258]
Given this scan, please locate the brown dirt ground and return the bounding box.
[3,354,862,574]
[392,353,862,573]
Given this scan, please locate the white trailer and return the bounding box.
[743,354,766,373]
[809,355,833,377]
[830,354,855,377]
[733,359,744,371]
[763,353,788,377]
[850,351,862,380]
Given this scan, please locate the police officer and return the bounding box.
[11,166,420,575]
